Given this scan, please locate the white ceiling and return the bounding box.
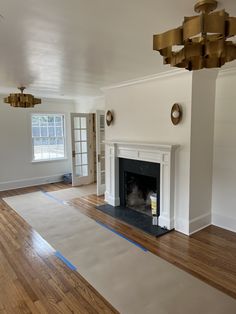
[0,0,236,100]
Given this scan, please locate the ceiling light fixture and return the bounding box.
[153,0,236,70]
[4,87,41,108]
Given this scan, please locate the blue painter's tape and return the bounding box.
[41,190,65,205]
[55,251,77,271]
[96,221,147,252]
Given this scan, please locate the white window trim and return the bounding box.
[30,113,67,163]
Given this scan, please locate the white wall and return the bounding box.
[104,72,193,234]
[212,72,236,232]
[189,70,218,234]
[75,96,105,113]
[0,97,75,190]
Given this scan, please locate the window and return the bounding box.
[31,114,65,161]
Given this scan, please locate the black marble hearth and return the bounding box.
[96,204,171,237]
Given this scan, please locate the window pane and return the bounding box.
[75,154,82,165]
[56,127,63,137]
[31,114,65,161]
[81,130,87,141]
[101,143,105,154]
[57,137,63,145]
[55,116,62,126]
[50,137,57,145]
[74,130,80,141]
[48,127,55,137]
[76,166,82,176]
[75,142,81,153]
[81,153,87,165]
[49,138,56,158]
[56,138,64,157]
[81,117,86,129]
[100,115,105,129]
[40,127,48,137]
[48,116,54,126]
[40,116,47,126]
[101,157,105,171]
[41,138,48,145]
[33,138,42,160]
[32,116,39,126]
[32,127,40,137]
[101,171,105,184]
[33,137,41,146]
[41,138,50,159]
[82,165,88,176]
[74,117,80,128]
[100,130,105,142]
[81,142,87,153]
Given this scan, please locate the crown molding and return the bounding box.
[218,66,236,77]
[101,65,236,92]
[101,68,189,91]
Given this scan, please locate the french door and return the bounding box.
[96,110,106,195]
[71,113,93,186]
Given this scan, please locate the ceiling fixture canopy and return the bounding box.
[4,87,41,108]
[153,0,236,70]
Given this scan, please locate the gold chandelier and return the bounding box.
[4,87,41,108]
[153,0,236,70]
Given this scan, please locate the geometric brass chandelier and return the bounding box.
[4,87,41,108]
[153,0,236,70]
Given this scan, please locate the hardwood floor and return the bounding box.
[0,182,236,314]
[0,183,118,314]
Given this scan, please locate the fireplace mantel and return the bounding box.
[105,140,178,230]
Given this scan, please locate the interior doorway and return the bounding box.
[70,111,105,195]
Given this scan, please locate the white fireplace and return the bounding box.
[105,141,178,230]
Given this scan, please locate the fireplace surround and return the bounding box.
[105,141,178,230]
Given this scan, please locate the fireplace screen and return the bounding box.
[119,158,160,217]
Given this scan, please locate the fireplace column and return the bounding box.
[105,143,120,206]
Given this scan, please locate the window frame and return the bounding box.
[31,113,67,163]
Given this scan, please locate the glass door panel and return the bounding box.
[96,111,106,195]
[71,113,93,186]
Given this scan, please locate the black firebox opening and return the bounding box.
[125,172,156,216]
[119,158,160,217]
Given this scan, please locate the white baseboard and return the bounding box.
[175,217,189,235]
[0,174,64,192]
[189,212,212,235]
[175,212,211,235]
[212,212,236,233]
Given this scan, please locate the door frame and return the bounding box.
[70,113,94,186]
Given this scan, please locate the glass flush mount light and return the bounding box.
[153,0,236,70]
[4,87,41,108]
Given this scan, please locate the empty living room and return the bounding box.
[0,0,236,313]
